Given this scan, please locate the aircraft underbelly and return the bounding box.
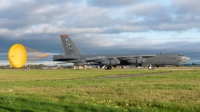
[119,61,131,65]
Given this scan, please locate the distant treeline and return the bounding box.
[0,64,73,69]
[0,63,199,69]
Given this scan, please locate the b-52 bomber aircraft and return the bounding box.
[53,35,190,70]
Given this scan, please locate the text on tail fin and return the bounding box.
[60,35,83,55]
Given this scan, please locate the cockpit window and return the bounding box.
[178,54,184,56]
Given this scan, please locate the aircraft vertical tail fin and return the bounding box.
[60,35,83,55]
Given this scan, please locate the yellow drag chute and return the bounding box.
[8,44,27,68]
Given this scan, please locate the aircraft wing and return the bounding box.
[85,56,106,62]
[116,54,156,60]
[85,54,156,62]
[132,54,157,58]
[99,54,156,61]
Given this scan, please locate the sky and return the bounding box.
[0,0,200,65]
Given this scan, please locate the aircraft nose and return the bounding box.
[182,56,190,63]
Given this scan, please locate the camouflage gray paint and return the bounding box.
[53,35,190,70]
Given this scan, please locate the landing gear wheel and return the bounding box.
[108,65,112,70]
[104,65,112,70]
[104,66,108,70]
[148,64,154,70]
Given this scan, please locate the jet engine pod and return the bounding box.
[8,44,27,68]
[128,58,146,64]
[101,59,120,65]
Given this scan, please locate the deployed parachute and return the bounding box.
[8,44,48,68]
[8,44,27,68]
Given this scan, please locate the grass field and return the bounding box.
[0,67,200,112]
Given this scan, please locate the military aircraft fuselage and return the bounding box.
[53,35,190,70]
[53,53,190,68]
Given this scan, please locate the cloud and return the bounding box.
[87,0,140,7]
[174,0,200,14]
[0,0,199,64]
[127,2,164,16]
[0,0,13,10]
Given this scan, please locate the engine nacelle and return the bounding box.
[128,58,146,64]
[101,59,120,65]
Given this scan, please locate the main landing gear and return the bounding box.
[148,64,154,70]
[104,65,112,70]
